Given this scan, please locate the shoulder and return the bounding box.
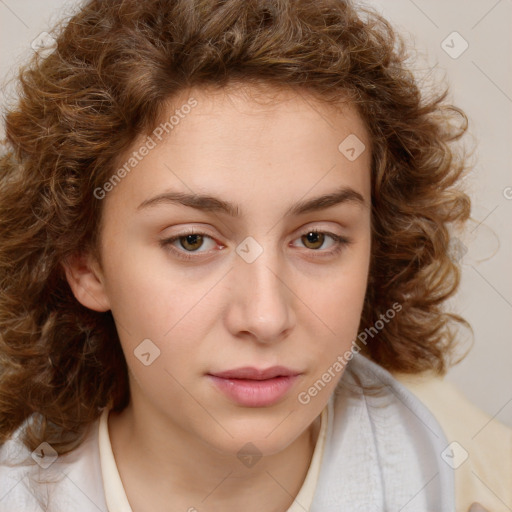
[0,428,42,511]
[393,371,512,512]
[0,416,107,512]
[318,353,456,511]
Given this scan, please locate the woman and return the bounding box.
[0,0,510,510]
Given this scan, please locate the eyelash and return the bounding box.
[159,229,352,262]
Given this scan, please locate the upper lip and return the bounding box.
[209,366,300,380]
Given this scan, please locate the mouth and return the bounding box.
[209,366,300,380]
[207,366,301,407]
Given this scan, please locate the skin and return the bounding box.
[64,83,372,512]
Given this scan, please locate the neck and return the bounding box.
[108,399,322,512]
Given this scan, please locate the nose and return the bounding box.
[224,244,295,344]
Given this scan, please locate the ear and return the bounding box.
[62,251,111,312]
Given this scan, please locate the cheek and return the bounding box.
[331,270,368,332]
[298,270,370,404]
[100,246,221,386]
[302,240,371,363]
[309,242,370,325]
[100,240,201,336]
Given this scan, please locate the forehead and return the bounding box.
[155,82,369,143]
[102,83,372,219]
[145,83,371,178]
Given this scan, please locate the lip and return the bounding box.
[208,366,301,407]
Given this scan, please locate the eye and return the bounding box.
[291,230,351,257]
[160,228,352,262]
[160,230,220,261]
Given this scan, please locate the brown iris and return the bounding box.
[180,234,204,251]
[301,232,324,250]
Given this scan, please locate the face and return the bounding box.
[67,84,372,458]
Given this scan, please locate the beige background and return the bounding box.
[1,0,511,428]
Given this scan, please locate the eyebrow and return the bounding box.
[136,185,366,217]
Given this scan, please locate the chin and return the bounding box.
[198,416,310,459]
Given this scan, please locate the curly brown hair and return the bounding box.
[0,0,472,455]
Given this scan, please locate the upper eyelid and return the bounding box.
[163,222,346,239]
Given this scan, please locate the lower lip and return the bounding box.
[208,375,299,407]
